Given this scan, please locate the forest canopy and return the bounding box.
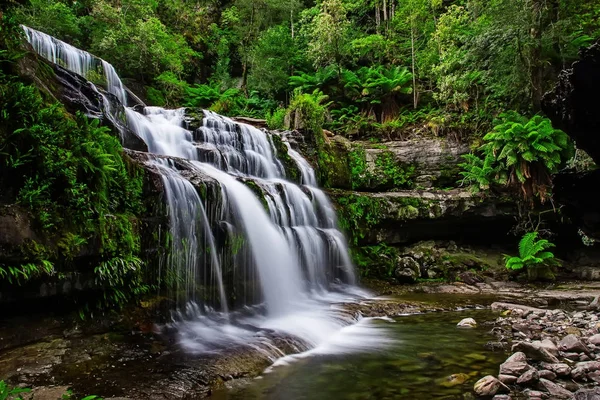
[11,0,600,134]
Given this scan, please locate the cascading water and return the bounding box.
[23,26,389,362]
[23,26,128,105]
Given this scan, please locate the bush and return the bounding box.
[266,107,286,130]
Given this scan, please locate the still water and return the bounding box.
[213,309,507,400]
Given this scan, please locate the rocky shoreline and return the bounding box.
[473,302,600,399]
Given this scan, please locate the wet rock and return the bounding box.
[499,361,530,376]
[538,370,556,380]
[474,375,501,397]
[442,373,470,387]
[537,378,574,399]
[587,334,600,345]
[517,368,539,385]
[498,374,518,385]
[559,334,589,354]
[571,361,600,380]
[539,362,571,377]
[394,257,421,283]
[499,352,530,376]
[525,390,547,400]
[457,318,477,328]
[492,396,512,400]
[574,387,600,400]
[512,341,559,363]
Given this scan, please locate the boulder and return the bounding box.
[587,334,600,345]
[517,368,539,385]
[394,256,420,283]
[498,374,518,385]
[500,361,531,377]
[574,387,600,400]
[571,361,600,380]
[538,370,556,381]
[539,362,571,377]
[559,334,590,354]
[474,375,501,397]
[512,341,559,363]
[537,379,574,399]
[457,318,477,328]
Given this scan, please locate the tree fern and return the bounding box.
[458,112,573,200]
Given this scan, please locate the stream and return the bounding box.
[213,309,508,400]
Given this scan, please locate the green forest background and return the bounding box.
[12,0,600,132]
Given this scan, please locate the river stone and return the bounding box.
[500,353,530,376]
[525,390,547,400]
[574,387,600,400]
[539,362,571,377]
[537,379,574,399]
[498,374,518,384]
[538,370,556,381]
[559,334,589,354]
[517,368,539,385]
[588,334,600,345]
[474,375,501,397]
[505,352,528,363]
[457,318,477,328]
[492,396,512,400]
[442,373,470,387]
[512,341,559,363]
[571,361,600,380]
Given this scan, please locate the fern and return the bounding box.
[504,232,560,278]
[458,112,572,200]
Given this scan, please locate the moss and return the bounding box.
[270,134,301,184]
[398,205,419,220]
[334,193,385,246]
[352,244,400,278]
[241,179,269,213]
[348,145,416,191]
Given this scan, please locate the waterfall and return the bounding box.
[23,26,385,360]
[22,26,128,105]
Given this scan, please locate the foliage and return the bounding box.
[348,146,414,190]
[336,194,384,246]
[459,112,572,200]
[286,90,329,134]
[0,24,147,310]
[0,380,30,400]
[266,107,286,130]
[352,244,399,277]
[504,232,560,279]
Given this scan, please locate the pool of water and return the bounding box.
[212,309,507,400]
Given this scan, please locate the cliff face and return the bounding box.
[543,40,600,240]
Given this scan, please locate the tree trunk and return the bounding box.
[411,23,418,109]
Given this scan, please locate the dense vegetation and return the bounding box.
[1,0,598,293]
[0,16,149,311]
[12,0,599,129]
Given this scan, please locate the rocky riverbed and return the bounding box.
[472,302,600,399]
[2,281,600,399]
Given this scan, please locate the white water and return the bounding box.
[23,26,391,363]
[23,26,128,105]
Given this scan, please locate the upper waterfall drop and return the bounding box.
[22,26,129,105]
